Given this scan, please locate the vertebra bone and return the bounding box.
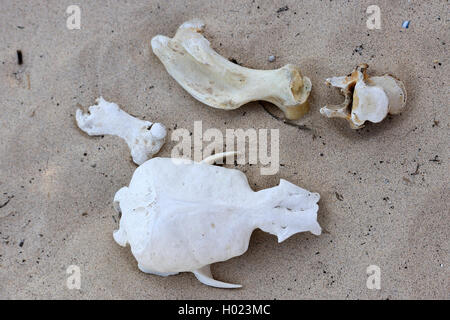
[320,64,407,129]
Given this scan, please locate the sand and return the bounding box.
[0,0,448,299]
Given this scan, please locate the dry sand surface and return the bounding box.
[0,0,448,299]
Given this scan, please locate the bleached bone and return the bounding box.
[113,155,321,289]
[201,151,239,165]
[76,97,166,165]
[320,64,407,129]
[151,20,312,120]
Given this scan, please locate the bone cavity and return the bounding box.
[76,97,166,165]
[151,20,312,120]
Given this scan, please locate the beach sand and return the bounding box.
[0,0,448,299]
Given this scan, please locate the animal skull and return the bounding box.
[320,64,407,129]
[76,97,166,165]
[151,20,312,120]
[113,154,321,288]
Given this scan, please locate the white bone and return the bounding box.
[113,157,321,288]
[151,20,312,120]
[193,265,241,289]
[76,97,166,165]
[320,64,407,129]
[200,151,239,165]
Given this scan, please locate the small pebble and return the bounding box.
[268,55,276,62]
[402,20,410,29]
